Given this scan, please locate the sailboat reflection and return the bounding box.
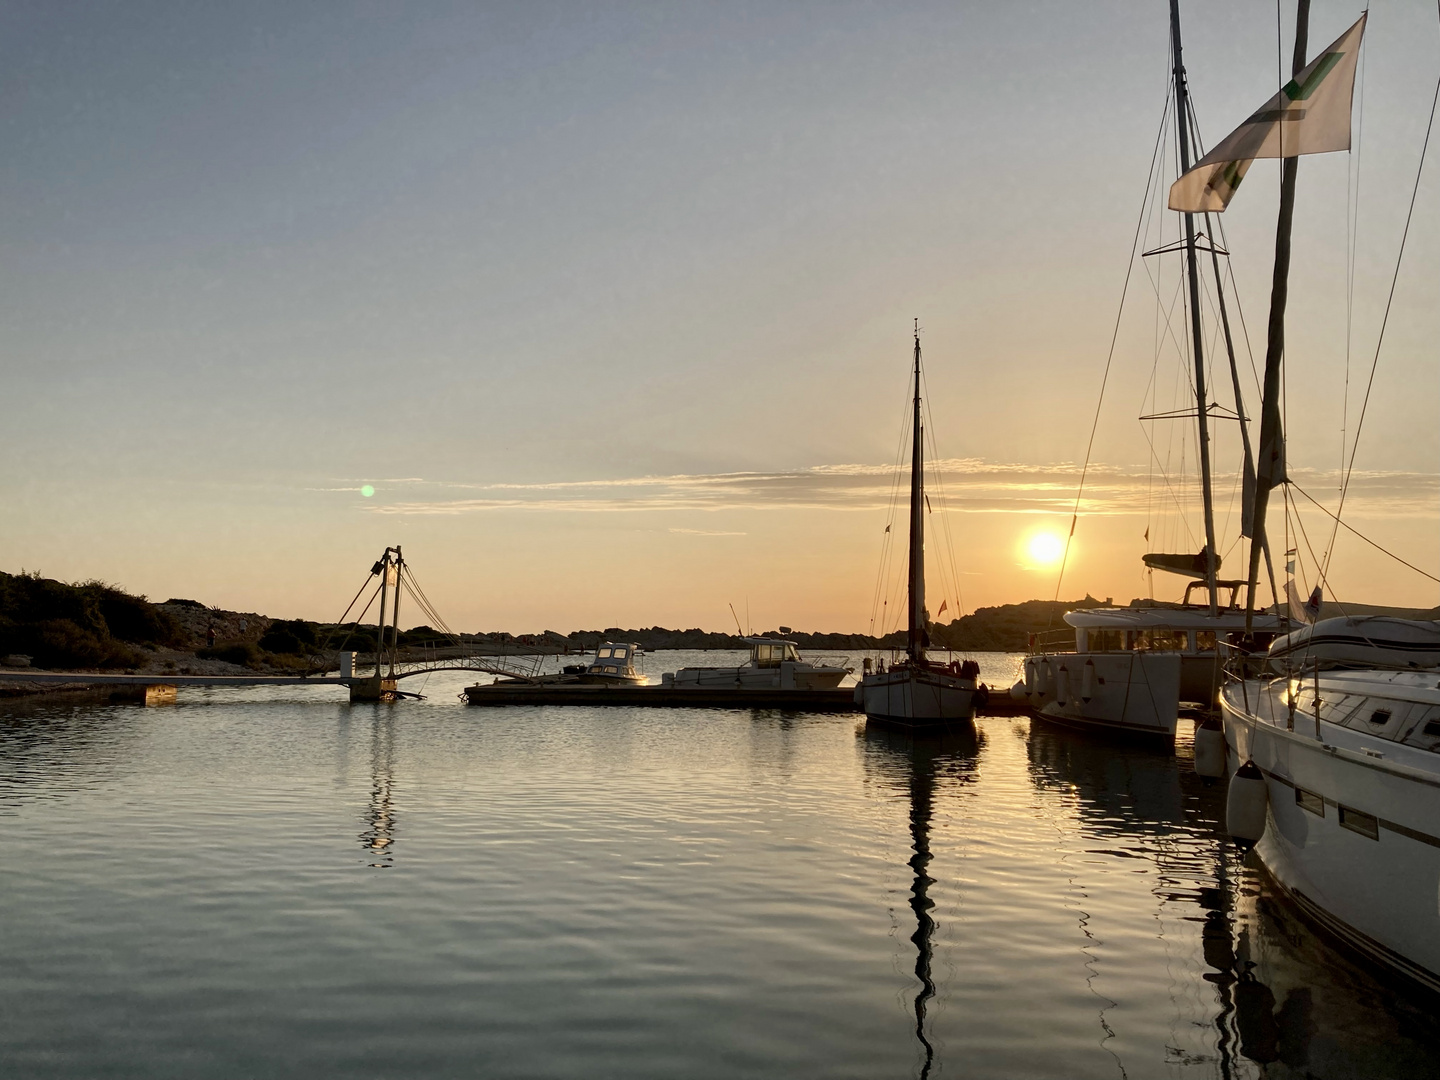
[1025,721,1440,1073]
[359,713,397,867]
[862,724,982,1079]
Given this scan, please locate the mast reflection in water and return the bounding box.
[864,724,982,1079]
[359,713,397,868]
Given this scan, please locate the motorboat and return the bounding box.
[857,326,982,728]
[469,641,646,690]
[1220,659,1440,994]
[663,637,850,691]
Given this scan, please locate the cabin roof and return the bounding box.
[1063,607,1287,630]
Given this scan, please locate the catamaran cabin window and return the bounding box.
[1090,630,1125,652]
[1134,630,1188,651]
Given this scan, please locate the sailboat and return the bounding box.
[858,328,982,727]
[1018,0,1288,739]
[1211,4,1440,996]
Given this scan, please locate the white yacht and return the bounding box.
[1220,656,1440,994]
[663,637,850,691]
[857,327,981,728]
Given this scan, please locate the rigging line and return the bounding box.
[1137,420,1201,547]
[1291,482,1440,584]
[1322,48,1440,582]
[1053,67,1174,609]
[312,571,384,668]
[870,363,918,633]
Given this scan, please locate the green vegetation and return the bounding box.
[0,571,182,669]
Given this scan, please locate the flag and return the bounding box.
[937,600,948,617]
[1286,581,1324,625]
[1169,14,1366,212]
[1143,526,1149,542]
[1286,558,1295,574]
[884,524,891,533]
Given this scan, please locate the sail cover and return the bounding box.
[1143,549,1220,580]
[1169,14,1366,212]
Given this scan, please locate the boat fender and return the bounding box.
[1023,661,1037,696]
[853,683,865,708]
[1080,659,1095,703]
[1035,660,1050,695]
[1226,760,1268,850]
[1055,665,1070,707]
[1009,679,1027,701]
[1192,717,1225,781]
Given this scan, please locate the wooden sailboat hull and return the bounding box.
[860,667,978,727]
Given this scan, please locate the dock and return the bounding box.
[462,682,1031,716]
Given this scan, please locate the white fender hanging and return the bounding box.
[1009,679,1028,701]
[1226,760,1269,850]
[1024,661,1037,696]
[1080,659,1095,703]
[1055,665,1070,707]
[1192,718,1225,780]
[1035,660,1051,696]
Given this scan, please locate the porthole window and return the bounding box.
[1368,709,1392,727]
[1339,805,1379,840]
[1295,788,1324,816]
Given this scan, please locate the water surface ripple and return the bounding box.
[3,652,1436,1078]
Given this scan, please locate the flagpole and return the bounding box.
[1169,0,1220,617]
[1245,0,1312,633]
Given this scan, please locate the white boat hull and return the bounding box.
[669,661,847,691]
[1021,652,1182,738]
[860,667,977,727]
[1221,679,1440,993]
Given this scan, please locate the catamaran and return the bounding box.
[1018,0,1291,738]
[857,328,983,727]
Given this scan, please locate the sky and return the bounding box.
[2,0,1436,634]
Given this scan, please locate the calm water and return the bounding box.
[3,651,1438,1079]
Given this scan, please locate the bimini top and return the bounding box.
[1063,606,1286,631]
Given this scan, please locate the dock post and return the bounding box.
[348,675,399,703]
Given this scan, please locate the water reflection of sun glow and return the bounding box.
[1026,532,1065,567]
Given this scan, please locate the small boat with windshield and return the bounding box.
[663,637,850,691]
[477,641,647,688]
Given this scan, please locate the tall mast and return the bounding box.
[1170,0,1219,616]
[1246,0,1311,630]
[907,322,926,663]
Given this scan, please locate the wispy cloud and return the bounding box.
[342,460,1437,519]
[669,527,747,536]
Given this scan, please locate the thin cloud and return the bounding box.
[351,460,1437,519]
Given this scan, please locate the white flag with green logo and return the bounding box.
[1169,13,1366,212]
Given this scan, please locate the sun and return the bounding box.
[1026,531,1065,567]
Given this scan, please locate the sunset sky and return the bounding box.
[3,1,1436,634]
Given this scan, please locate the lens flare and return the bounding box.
[360,485,375,498]
[1026,531,1064,566]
